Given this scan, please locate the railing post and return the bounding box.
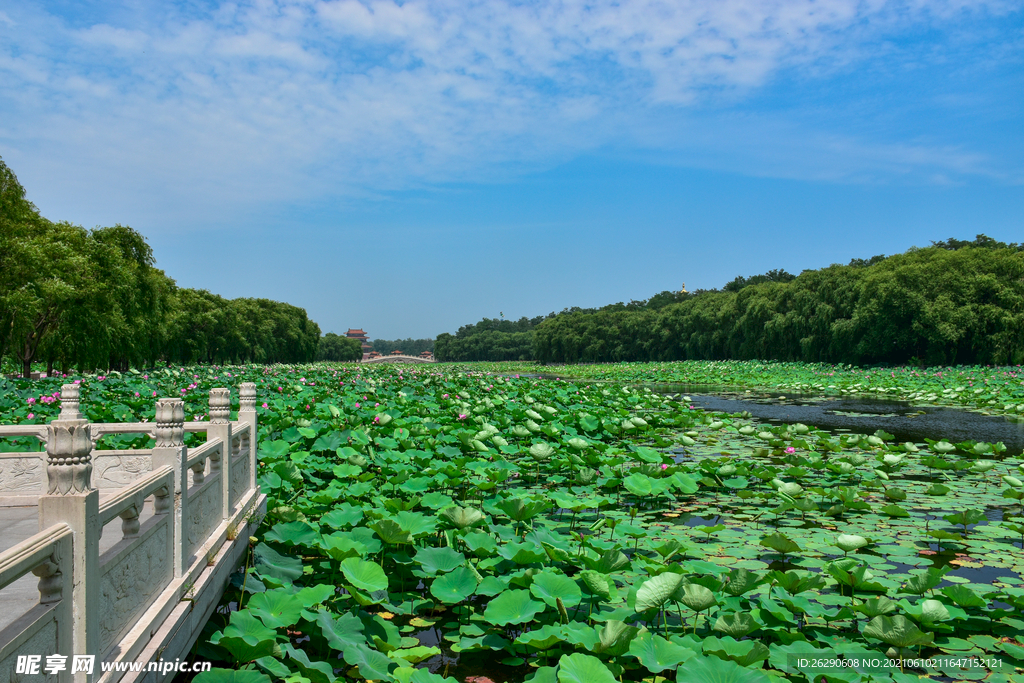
[37,398,99,677]
[58,383,84,422]
[238,382,258,492]
[208,388,231,521]
[151,398,187,578]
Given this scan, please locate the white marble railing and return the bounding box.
[0,524,73,683]
[97,468,174,656]
[0,382,265,682]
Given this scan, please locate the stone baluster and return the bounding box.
[58,383,84,422]
[207,388,232,520]
[32,534,73,682]
[151,398,187,578]
[238,382,258,491]
[38,412,99,671]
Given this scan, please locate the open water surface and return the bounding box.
[650,385,1024,455]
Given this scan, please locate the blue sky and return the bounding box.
[1,1,1022,340]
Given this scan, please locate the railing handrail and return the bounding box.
[97,466,173,528]
[0,523,72,591]
[185,438,222,470]
[0,424,47,439]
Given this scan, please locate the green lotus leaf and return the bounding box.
[940,585,987,609]
[315,610,365,650]
[676,655,771,683]
[247,589,305,629]
[902,567,948,595]
[252,543,303,584]
[341,643,398,681]
[835,534,870,554]
[438,505,485,529]
[484,590,545,626]
[943,509,986,530]
[264,520,320,547]
[321,503,364,529]
[624,473,654,497]
[414,547,466,575]
[529,442,555,460]
[579,570,617,602]
[862,615,934,648]
[702,635,770,667]
[584,549,630,573]
[320,533,367,561]
[340,558,389,592]
[556,653,617,683]
[370,519,414,545]
[430,566,479,604]
[635,572,684,612]
[516,624,568,650]
[530,571,583,608]
[713,612,760,638]
[722,568,762,596]
[390,645,442,665]
[497,497,552,522]
[211,610,281,664]
[759,532,800,555]
[591,620,640,656]
[627,631,696,673]
[852,596,898,618]
[675,583,717,612]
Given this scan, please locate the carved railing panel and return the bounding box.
[96,468,173,655]
[230,425,251,510]
[0,453,45,494]
[0,524,73,683]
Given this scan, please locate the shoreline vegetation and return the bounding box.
[437,237,1024,367]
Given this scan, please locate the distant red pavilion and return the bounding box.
[346,329,372,359]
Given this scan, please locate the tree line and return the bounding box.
[533,238,1024,366]
[369,337,435,357]
[316,334,364,362]
[1,156,322,377]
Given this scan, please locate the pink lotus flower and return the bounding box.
[305,405,310,410]
[26,413,34,419]
[26,397,35,405]
[152,391,157,397]
[73,379,81,384]
[458,414,467,420]
[785,447,796,454]
[134,392,140,397]
[354,403,361,409]
[661,464,669,470]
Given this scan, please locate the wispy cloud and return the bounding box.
[0,0,1018,228]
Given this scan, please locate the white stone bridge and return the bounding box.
[361,354,435,364]
[0,384,266,682]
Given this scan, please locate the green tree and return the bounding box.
[317,333,363,361]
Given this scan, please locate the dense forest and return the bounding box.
[369,337,434,356]
[534,237,1024,365]
[315,334,363,362]
[434,290,689,362]
[1,156,321,376]
[434,316,544,362]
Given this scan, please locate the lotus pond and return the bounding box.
[5,362,1024,683]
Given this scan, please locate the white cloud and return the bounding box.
[0,0,1017,229]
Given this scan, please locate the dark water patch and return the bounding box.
[656,389,1024,455]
